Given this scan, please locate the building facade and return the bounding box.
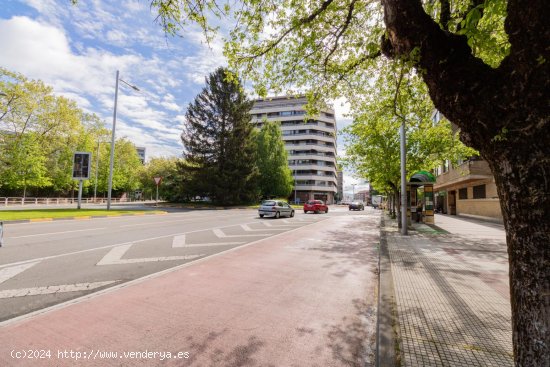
[136,146,146,164]
[432,112,503,222]
[251,96,338,204]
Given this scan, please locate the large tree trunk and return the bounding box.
[381,0,549,365]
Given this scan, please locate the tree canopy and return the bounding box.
[256,120,294,198]
[0,68,142,198]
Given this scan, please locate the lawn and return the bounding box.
[0,209,166,221]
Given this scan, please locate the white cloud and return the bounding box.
[0,15,185,159]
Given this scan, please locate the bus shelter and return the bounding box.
[407,170,436,225]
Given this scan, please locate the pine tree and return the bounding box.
[256,121,293,198]
[180,67,259,205]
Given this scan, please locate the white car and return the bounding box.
[258,200,295,218]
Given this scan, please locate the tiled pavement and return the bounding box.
[383,215,513,366]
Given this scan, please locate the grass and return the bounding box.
[0,209,166,221]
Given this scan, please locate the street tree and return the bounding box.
[344,61,477,216]
[180,67,259,205]
[150,0,549,363]
[256,121,294,198]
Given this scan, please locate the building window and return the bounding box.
[459,188,468,200]
[442,160,449,173]
[473,184,486,199]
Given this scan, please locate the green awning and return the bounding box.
[410,170,436,183]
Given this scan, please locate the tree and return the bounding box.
[180,67,259,205]
[0,68,112,197]
[139,157,184,201]
[0,132,51,197]
[344,61,477,217]
[256,121,294,198]
[151,1,548,364]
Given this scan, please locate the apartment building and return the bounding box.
[432,112,503,222]
[251,96,338,204]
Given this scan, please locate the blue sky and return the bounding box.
[0,0,367,193]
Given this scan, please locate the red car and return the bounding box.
[303,200,329,214]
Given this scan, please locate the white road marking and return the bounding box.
[0,281,117,299]
[96,244,205,265]
[262,222,301,228]
[0,217,328,271]
[240,224,284,232]
[0,262,40,285]
[9,227,107,239]
[213,228,270,238]
[171,234,242,248]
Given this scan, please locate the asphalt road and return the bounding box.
[0,206,371,322]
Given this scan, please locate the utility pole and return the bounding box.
[400,118,408,235]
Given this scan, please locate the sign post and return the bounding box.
[73,152,92,210]
[153,177,162,205]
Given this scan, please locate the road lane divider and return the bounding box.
[9,227,107,239]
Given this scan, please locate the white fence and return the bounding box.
[0,197,141,206]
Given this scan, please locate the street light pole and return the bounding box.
[400,118,408,235]
[107,71,139,210]
[351,184,357,201]
[107,70,119,210]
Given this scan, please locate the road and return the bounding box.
[0,206,372,322]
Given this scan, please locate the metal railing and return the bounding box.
[0,197,145,206]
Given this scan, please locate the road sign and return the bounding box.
[72,152,91,180]
[153,177,162,185]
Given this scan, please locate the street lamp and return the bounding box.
[351,184,357,201]
[107,70,140,210]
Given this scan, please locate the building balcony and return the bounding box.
[295,184,337,193]
[285,143,336,153]
[434,159,493,190]
[289,163,336,171]
[283,133,335,143]
[294,174,337,184]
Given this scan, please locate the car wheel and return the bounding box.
[349,208,351,211]
[290,210,295,218]
[304,210,308,214]
[325,208,329,214]
[260,214,264,218]
[275,211,280,219]
[315,210,320,214]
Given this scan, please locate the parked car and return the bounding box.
[258,200,295,218]
[349,201,365,211]
[303,200,329,214]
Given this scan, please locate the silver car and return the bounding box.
[258,200,295,218]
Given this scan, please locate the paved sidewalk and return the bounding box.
[382,214,513,366]
[0,213,379,366]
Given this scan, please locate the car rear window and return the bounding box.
[315,200,323,204]
[306,200,316,204]
[262,200,276,206]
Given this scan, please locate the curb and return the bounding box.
[376,214,402,367]
[0,211,168,225]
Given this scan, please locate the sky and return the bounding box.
[0,0,368,194]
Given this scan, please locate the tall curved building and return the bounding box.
[251,96,338,204]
